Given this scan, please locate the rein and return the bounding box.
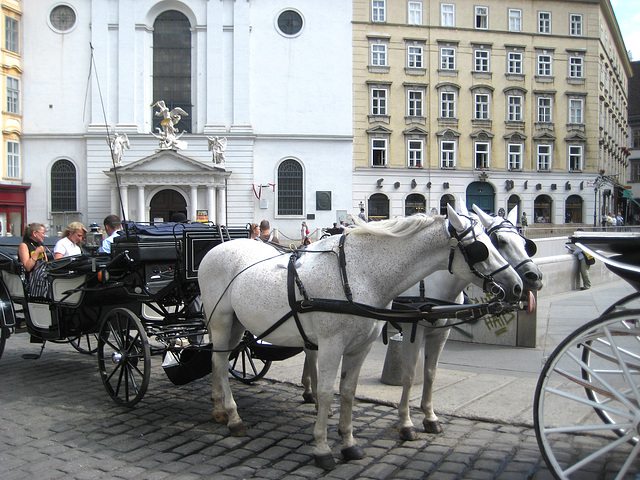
[485,218,536,273]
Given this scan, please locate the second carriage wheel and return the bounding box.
[97,308,150,407]
[228,332,272,384]
[534,310,640,479]
[69,334,100,355]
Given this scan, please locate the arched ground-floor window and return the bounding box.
[507,194,520,220]
[368,193,389,221]
[405,193,425,216]
[534,195,553,223]
[440,194,455,215]
[565,195,583,223]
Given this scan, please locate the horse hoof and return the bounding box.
[212,411,228,424]
[341,445,366,461]
[302,392,315,404]
[423,419,443,434]
[228,422,247,436]
[398,426,419,441]
[313,453,336,470]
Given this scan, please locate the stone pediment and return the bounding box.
[114,150,222,173]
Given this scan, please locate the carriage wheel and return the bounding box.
[228,332,272,384]
[69,334,100,355]
[97,308,150,407]
[0,326,8,360]
[534,310,640,479]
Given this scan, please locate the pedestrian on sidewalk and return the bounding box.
[567,243,591,290]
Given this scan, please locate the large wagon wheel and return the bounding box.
[534,310,640,479]
[69,334,100,355]
[97,308,150,407]
[228,331,272,384]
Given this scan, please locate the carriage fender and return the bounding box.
[0,278,16,328]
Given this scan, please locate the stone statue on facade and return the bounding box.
[152,100,189,150]
[208,136,227,165]
[109,133,130,167]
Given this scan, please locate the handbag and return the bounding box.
[584,253,596,266]
[27,261,51,299]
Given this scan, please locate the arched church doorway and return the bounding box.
[149,189,187,224]
[466,182,495,213]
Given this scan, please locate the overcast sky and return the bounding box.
[611,0,640,61]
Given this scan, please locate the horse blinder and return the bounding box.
[464,241,489,265]
[525,238,537,257]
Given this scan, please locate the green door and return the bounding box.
[466,182,495,214]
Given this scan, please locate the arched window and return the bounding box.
[368,193,389,221]
[507,194,520,218]
[153,10,192,132]
[534,195,552,223]
[51,160,76,212]
[277,159,303,216]
[440,194,455,215]
[565,195,583,223]
[405,193,425,216]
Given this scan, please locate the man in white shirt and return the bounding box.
[99,215,123,254]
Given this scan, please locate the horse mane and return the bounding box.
[349,214,442,237]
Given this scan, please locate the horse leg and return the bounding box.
[336,344,372,462]
[301,350,316,404]
[420,327,450,434]
[397,329,424,441]
[211,315,246,436]
[312,346,342,470]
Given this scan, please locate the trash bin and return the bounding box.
[381,333,423,386]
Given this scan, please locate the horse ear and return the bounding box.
[457,198,470,216]
[465,242,490,264]
[525,238,538,257]
[472,204,493,228]
[447,204,466,231]
[507,206,518,225]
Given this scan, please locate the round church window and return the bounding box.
[276,9,304,37]
[50,5,76,32]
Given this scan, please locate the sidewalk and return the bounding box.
[264,278,637,427]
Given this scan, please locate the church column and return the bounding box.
[204,0,225,132]
[110,186,118,218]
[116,0,136,131]
[207,185,216,223]
[231,0,251,131]
[190,185,198,222]
[137,186,146,223]
[119,185,129,222]
[216,186,226,225]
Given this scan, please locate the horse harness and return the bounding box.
[484,218,537,274]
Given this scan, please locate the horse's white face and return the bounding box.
[447,205,523,302]
[472,205,543,291]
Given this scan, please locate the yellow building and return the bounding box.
[353,0,631,226]
[0,0,24,236]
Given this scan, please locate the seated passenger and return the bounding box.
[98,214,123,254]
[18,223,49,272]
[54,222,87,259]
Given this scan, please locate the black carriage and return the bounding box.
[0,222,299,406]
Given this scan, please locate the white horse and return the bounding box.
[198,206,523,469]
[396,205,543,440]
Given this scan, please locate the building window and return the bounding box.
[537,144,552,171]
[538,11,551,34]
[407,90,423,117]
[440,92,456,118]
[474,50,489,72]
[276,10,304,37]
[537,97,552,123]
[474,93,489,120]
[569,56,583,78]
[153,10,192,133]
[569,98,584,124]
[565,195,583,223]
[407,45,423,68]
[632,162,640,182]
[534,195,552,223]
[570,14,583,36]
[408,140,423,167]
[537,54,552,76]
[49,5,76,32]
[277,159,303,216]
[475,142,490,169]
[6,76,19,114]
[633,128,640,149]
[371,138,388,166]
[6,141,19,178]
[371,43,387,66]
[5,16,18,53]
[507,95,522,121]
[475,6,488,29]
[508,143,523,170]
[405,193,426,216]
[371,88,388,115]
[507,52,523,75]
[569,145,583,171]
[440,47,456,70]
[441,140,456,168]
[441,3,455,26]
[51,159,77,211]
[372,0,386,22]
[509,9,522,31]
[408,2,422,24]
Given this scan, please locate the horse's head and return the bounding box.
[472,204,543,292]
[446,204,523,302]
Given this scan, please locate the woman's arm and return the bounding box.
[54,252,64,259]
[19,242,42,272]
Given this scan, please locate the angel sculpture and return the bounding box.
[151,100,189,150]
[207,136,227,164]
[109,133,130,167]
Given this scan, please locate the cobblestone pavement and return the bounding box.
[0,333,626,480]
